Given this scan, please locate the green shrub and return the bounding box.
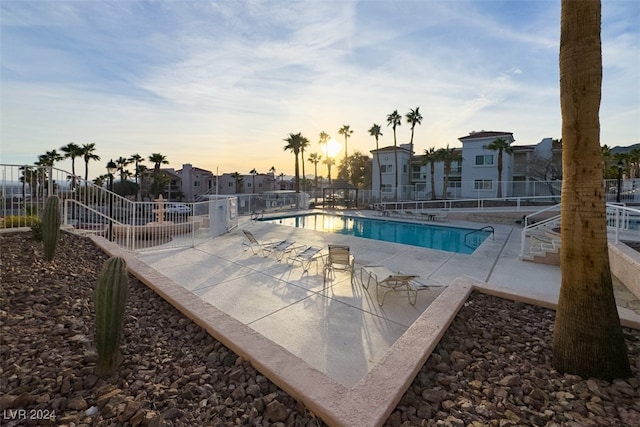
[0,215,40,228]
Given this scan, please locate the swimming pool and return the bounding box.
[259,213,491,254]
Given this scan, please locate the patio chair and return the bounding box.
[433,209,449,222]
[287,246,324,274]
[323,244,355,284]
[361,265,418,306]
[241,229,296,260]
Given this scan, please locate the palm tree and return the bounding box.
[422,147,439,200]
[307,153,321,193]
[60,142,83,190]
[148,153,169,198]
[38,150,63,167]
[386,110,402,201]
[323,157,335,186]
[149,153,168,174]
[36,150,63,197]
[249,168,258,193]
[115,156,132,183]
[629,148,640,178]
[553,0,630,380]
[283,132,305,193]
[268,166,276,190]
[369,124,383,200]
[437,145,461,201]
[299,135,310,192]
[486,137,513,198]
[80,143,100,183]
[231,172,243,193]
[338,125,353,179]
[406,107,423,178]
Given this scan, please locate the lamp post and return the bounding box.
[106,159,117,240]
[616,160,623,203]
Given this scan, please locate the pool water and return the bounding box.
[260,213,491,254]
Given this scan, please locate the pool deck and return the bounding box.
[93,210,640,427]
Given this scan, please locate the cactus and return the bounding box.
[94,256,128,377]
[42,195,61,261]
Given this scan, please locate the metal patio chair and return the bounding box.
[323,244,355,284]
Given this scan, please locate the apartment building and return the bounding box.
[371,131,560,201]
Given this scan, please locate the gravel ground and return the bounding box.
[1,231,639,426]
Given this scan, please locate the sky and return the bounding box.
[1,0,639,179]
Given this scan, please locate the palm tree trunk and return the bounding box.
[376,138,382,202]
[553,0,630,380]
[430,161,436,200]
[496,151,503,199]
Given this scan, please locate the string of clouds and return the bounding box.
[1,0,638,179]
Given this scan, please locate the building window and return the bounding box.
[403,164,407,173]
[228,182,233,187]
[450,161,462,174]
[475,155,494,166]
[411,165,422,180]
[194,181,200,187]
[474,179,493,190]
[380,164,393,173]
[381,184,392,193]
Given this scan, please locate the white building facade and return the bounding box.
[459,131,515,198]
[368,130,563,201]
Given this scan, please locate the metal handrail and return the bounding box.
[464,225,494,249]
[520,203,640,256]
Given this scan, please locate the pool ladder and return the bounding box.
[464,226,495,249]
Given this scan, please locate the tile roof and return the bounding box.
[458,131,513,141]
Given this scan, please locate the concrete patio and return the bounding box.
[93,212,640,427]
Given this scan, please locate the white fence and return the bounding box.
[0,164,242,253]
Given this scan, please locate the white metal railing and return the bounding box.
[519,203,640,256]
[375,195,563,214]
[606,203,640,244]
[0,164,218,253]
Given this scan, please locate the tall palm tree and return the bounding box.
[269,166,276,190]
[149,153,169,174]
[486,137,513,198]
[406,107,423,178]
[323,157,335,186]
[338,125,353,179]
[369,124,383,200]
[629,148,640,178]
[307,152,321,193]
[36,150,63,197]
[386,110,402,201]
[283,132,305,193]
[299,135,310,192]
[148,153,169,198]
[437,145,461,201]
[249,168,258,193]
[422,147,439,200]
[231,172,243,193]
[129,153,144,200]
[553,0,630,380]
[60,142,83,189]
[38,150,63,167]
[115,156,132,183]
[81,143,100,183]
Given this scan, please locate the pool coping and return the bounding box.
[92,235,640,427]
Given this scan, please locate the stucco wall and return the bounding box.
[609,242,640,299]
